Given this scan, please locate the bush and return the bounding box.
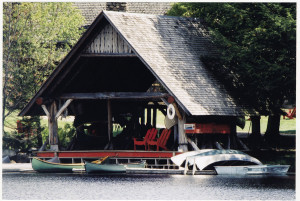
[58,123,76,148]
[3,116,44,152]
[3,131,37,152]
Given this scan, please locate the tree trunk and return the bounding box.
[2,4,12,136]
[264,114,281,147]
[249,116,262,150]
[229,123,238,149]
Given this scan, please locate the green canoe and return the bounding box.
[85,159,147,173]
[85,161,127,173]
[32,157,84,173]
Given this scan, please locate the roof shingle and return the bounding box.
[103,11,246,116]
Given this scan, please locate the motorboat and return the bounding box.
[214,164,290,175]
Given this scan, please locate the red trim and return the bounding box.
[36,151,183,158]
[185,123,230,134]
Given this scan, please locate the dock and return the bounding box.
[126,168,216,175]
[2,163,216,175]
[2,163,33,172]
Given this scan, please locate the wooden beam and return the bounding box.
[60,92,169,100]
[161,98,169,106]
[178,113,188,152]
[41,105,50,118]
[107,99,112,142]
[152,107,157,128]
[147,107,151,126]
[55,99,73,119]
[154,102,167,116]
[19,14,106,117]
[48,101,58,146]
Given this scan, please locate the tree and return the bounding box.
[167,3,296,147]
[3,3,85,144]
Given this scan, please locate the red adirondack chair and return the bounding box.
[283,107,296,119]
[133,128,158,150]
[147,129,171,151]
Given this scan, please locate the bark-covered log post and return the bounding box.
[41,99,73,151]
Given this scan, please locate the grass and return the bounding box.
[4,110,74,133]
[236,116,296,134]
[4,110,296,134]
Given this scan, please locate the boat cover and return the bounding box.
[171,149,262,170]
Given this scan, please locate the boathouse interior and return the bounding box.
[20,11,251,153]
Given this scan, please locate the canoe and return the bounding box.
[85,159,147,173]
[214,165,290,175]
[85,161,126,173]
[32,157,84,173]
[126,160,147,169]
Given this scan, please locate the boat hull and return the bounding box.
[214,165,290,175]
[85,161,126,174]
[32,157,84,173]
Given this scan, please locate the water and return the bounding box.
[2,173,295,200]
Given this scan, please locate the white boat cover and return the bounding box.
[171,149,262,170]
[171,149,214,166]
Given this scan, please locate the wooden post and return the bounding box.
[178,113,188,152]
[107,99,112,142]
[174,124,178,147]
[48,101,58,150]
[55,99,73,119]
[147,107,151,126]
[141,108,145,125]
[41,99,73,151]
[152,107,157,128]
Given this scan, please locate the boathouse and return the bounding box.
[20,10,250,161]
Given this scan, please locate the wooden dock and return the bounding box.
[126,168,216,175]
[2,163,216,175]
[2,163,33,172]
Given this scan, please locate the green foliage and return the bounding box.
[3,2,85,130]
[58,123,76,148]
[3,116,45,152]
[3,131,32,152]
[168,3,296,115]
[40,123,75,149]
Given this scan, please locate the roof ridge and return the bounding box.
[103,10,202,21]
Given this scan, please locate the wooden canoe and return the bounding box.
[85,161,126,173]
[85,159,147,173]
[32,157,84,173]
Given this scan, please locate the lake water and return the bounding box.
[2,172,295,200]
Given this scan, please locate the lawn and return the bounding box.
[4,110,74,133]
[4,110,296,135]
[236,116,296,134]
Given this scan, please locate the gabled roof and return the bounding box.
[73,2,172,27]
[103,11,246,116]
[20,11,248,116]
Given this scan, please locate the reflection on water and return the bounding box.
[2,173,295,200]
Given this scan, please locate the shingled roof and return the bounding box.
[73,2,172,27]
[20,11,249,117]
[104,11,246,116]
